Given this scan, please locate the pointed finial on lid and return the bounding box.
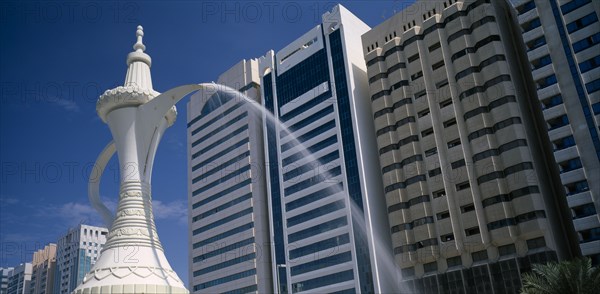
[133,25,146,52]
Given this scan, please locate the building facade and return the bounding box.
[54,225,107,294]
[1,268,13,294]
[29,244,56,294]
[6,264,31,294]
[258,5,391,293]
[510,0,600,265]
[362,0,580,293]
[187,60,272,293]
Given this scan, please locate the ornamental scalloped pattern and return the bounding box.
[96,86,158,122]
[109,227,151,238]
[120,191,143,198]
[118,209,146,217]
[83,266,183,283]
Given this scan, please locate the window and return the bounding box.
[456,181,470,191]
[561,0,592,15]
[433,189,446,198]
[291,270,354,293]
[472,250,488,262]
[531,55,552,70]
[593,102,600,115]
[425,147,438,157]
[536,74,557,89]
[437,211,450,220]
[289,234,349,259]
[516,1,536,14]
[441,233,454,242]
[408,53,420,63]
[558,157,582,173]
[401,267,415,277]
[586,78,600,94]
[572,203,597,219]
[465,227,480,236]
[547,114,569,130]
[579,227,600,243]
[527,237,546,250]
[447,138,461,148]
[432,60,445,71]
[436,79,449,89]
[526,36,546,51]
[452,35,501,61]
[444,118,457,128]
[421,127,434,137]
[411,71,424,81]
[288,216,347,243]
[418,109,430,118]
[498,244,516,256]
[579,55,600,73]
[290,252,351,276]
[429,42,441,52]
[521,18,541,32]
[567,12,598,34]
[415,90,427,99]
[541,94,563,109]
[192,208,253,235]
[565,180,589,196]
[447,256,462,268]
[451,159,465,169]
[429,168,442,177]
[286,200,345,227]
[553,135,576,151]
[573,32,600,53]
[461,203,475,213]
[440,98,453,108]
[423,262,437,273]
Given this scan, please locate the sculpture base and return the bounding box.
[72,284,188,294]
[72,246,188,294]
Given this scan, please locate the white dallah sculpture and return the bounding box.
[74,26,212,294]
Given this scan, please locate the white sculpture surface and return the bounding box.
[74,26,207,294]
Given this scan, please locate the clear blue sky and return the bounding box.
[0,0,414,286]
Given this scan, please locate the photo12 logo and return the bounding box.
[200,1,338,24]
[0,1,139,24]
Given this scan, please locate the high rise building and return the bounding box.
[6,264,31,294]
[29,244,56,294]
[1,268,13,294]
[258,5,390,293]
[509,0,600,265]
[54,225,107,294]
[361,0,580,292]
[187,60,272,293]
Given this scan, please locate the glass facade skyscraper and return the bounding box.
[258,5,390,294]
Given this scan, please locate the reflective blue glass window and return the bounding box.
[579,55,600,73]
[290,252,352,276]
[192,237,254,263]
[288,216,347,243]
[192,207,253,235]
[289,233,350,259]
[567,12,598,34]
[193,223,254,249]
[561,0,592,15]
[573,32,600,53]
[287,199,345,227]
[291,270,354,293]
[193,269,256,291]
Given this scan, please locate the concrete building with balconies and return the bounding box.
[362,0,581,292]
[510,0,600,266]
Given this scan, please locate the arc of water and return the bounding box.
[89,140,117,228]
